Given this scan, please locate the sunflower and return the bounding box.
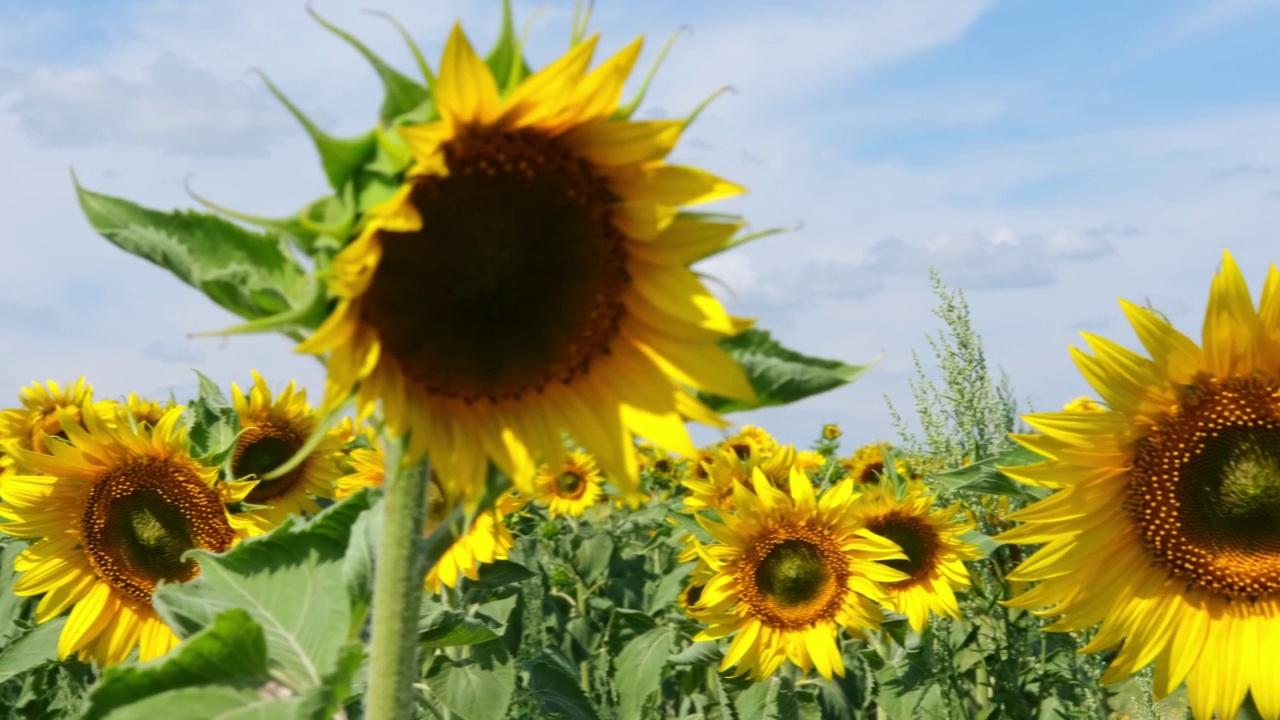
[296,23,754,508]
[721,425,779,461]
[425,491,526,593]
[0,403,252,666]
[682,444,799,513]
[839,442,910,485]
[689,469,907,680]
[229,371,345,532]
[534,450,605,518]
[821,424,841,442]
[0,378,107,475]
[850,484,979,632]
[997,251,1280,720]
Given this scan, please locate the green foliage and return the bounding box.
[698,329,876,413]
[185,371,241,466]
[73,181,317,330]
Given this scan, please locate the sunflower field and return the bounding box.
[0,4,1276,720]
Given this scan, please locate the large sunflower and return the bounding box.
[533,450,605,518]
[689,469,907,680]
[230,371,344,531]
[296,24,755,506]
[997,251,1280,720]
[850,484,979,633]
[0,403,252,666]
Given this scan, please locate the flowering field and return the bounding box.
[0,4,1275,719]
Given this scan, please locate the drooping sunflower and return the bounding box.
[425,491,527,593]
[296,23,755,507]
[0,378,107,475]
[534,450,605,518]
[689,469,907,680]
[997,251,1280,720]
[850,484,979,633]
[0,403,253,666]
[229,371,345,532]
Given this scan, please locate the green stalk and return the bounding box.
[365,445,431,720]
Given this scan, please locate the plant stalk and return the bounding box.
[365,447,431,720]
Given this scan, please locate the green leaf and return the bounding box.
[696,329,876,413]
[929,448,1049,499]
[252,70,378,192]
[80,609,269,720]
[186,371,240,464]
[960,529,1000,558]
[525,652,599,720]
[424,642,515,720]
[668,640,720,666]
[614,626,675,720]
[96,686,305,720]
[468,560,535,589]
[0,618,65,683]
[644,562,692,616]
[571,534,614,586]
[485,0,531,93]
[0,539,30,641]
[736,677,782,720]
[342,490,379,635]
[152,492,373,691]
[74,181,311,323]
[419,606,500,648]
[307,7,428,122]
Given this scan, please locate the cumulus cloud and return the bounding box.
[12,53,289,156]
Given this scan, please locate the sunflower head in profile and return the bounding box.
[0,402,252,667]
[534,450,605,518]
[426,490,527,593]
[850,484,979,633]
[296,22,756,509]
[229,371,345,532]
[997,251,1280,720]
[0,378,107,474]
[688,469,907,680]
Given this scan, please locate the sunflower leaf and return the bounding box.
[307,6,428,122]
[424,642,516,720]
[78,608,269,720]
[151,492,374,692]
[525,651,600,720]
[74,181,312,324]
[614,626,676,720]
[696,329,876,413]
[0,618,65,683]
[186,371,240,466]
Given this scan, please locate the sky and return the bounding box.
[1,0,1279,453]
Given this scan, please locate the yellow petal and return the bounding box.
[436,23,499,125]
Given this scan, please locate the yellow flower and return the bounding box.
[839,442,906,485]
[534,450,605,518]
[296,23,754,507]
[1061,396,1106,413]
[794,450,825,474]
[0,403,253,666]
[822,424,841,441]
[997,251,1280,720]
[0,378,109,475]
[721,425,779,461]
[99,393,178,430]
[689,469,907,680]
[682,445,799,513]
[229,371,345,532]
[851,484,979,632]
[425,492,526,593]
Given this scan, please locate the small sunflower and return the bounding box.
[682,445,799,513]
[997,251,1280,720]
[229,371,345,531]
[296,23,755,507]
[689,469,907,680]
[0,378,107,475]
[425,491,527,593]
[335,447,385,501]
[100,393,177,430]
[821,424,841,442]
[534,450,605,518]
[839,442,908,485]
[0,403,252,666]
[721,425,779,461]
[851,484,979,632]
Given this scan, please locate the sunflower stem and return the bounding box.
[366,442,431,720]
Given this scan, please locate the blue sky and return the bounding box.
[1,0,1279,452]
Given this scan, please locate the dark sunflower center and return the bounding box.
[728,442,752,460]
[683,583,705,607]
[859,461,884,484]
[234,424,305,503]
[82,457,236,603]
[871,517,938,584]
[556,471,585,497]
[755,539,831,606]
[1129,375,1280,598]
[362,128,630,403]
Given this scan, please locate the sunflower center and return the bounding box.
[1129,375,1280,598]
[556,471,585,498]
[362,127,629,404]
[234,424,305,503]
[739,525,848,629]
[869,515,939,587]
[859,461,884,484]
[82,457,236,603]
